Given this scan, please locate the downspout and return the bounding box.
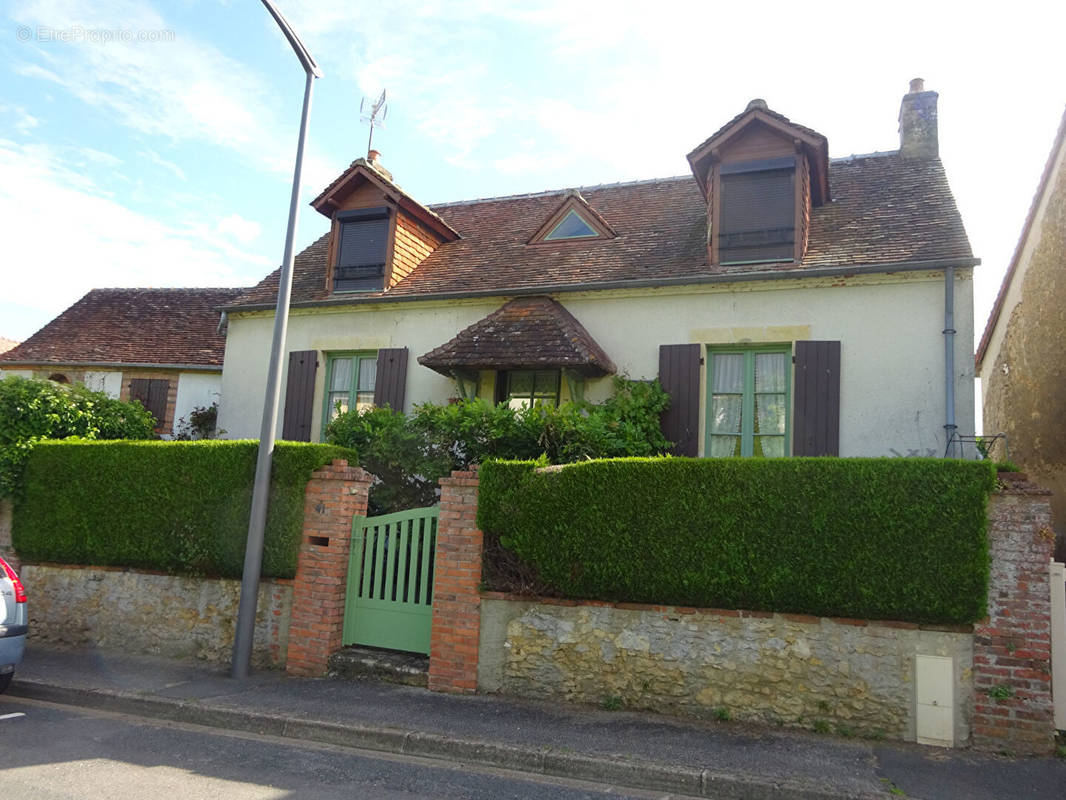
[943,266,957,457]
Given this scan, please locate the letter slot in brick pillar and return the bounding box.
[915,654,954,747]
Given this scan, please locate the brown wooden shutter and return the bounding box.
[658,344,701,456]
[129,378,168,428]
[282,350,318,441]
[373,347,408,412]
[792,340,841,456]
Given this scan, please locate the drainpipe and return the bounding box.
[943,266,957,457]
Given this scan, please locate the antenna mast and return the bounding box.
[360,89,388,156]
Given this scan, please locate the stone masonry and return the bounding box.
[285,459,372,677]
[428,468,482,693]
[971,480,1057,754]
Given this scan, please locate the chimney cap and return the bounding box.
[746,98,769,112]
[908,78,925,94]
[368,149,381,163]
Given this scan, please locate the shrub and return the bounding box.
[0,376,156,496]
[325,377,671,513]
[478,457,998,624]
[13,440,357,578]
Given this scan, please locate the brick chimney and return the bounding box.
[898,78,939,159]
[366,149,393,181]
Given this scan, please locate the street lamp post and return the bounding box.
[232,0,323,680]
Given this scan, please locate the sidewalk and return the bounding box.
[4,645,1064,799]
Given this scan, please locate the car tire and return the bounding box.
[0,672,12,694]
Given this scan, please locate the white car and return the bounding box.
[0,557,27,693]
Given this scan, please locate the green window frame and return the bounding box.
[705,346,791,457]
[322,352,378,434]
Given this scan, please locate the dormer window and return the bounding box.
[334,206,389,292]
[719,157,796,264]
[544,209,599,241]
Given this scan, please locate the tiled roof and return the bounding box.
[0,288,245,368]
[229,152,973,310]
[418,296,616,377]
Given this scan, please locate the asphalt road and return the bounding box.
[0,696,689,800]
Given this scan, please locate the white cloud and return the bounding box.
[138,149,187,182]
[0,138,269,328]
[215,213,262,246]
[0,103,40,134]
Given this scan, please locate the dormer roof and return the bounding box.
[686,99,831,205]
[310,158,461,242]
[528,189,617,244]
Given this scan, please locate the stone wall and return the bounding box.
[481,597,973,743]
[22,564,292,667]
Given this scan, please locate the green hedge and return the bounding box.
[478,458,998,624]
[13,440,358,579]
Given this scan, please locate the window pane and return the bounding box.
[357,357,377,392]
[754,436,785,458]
[544,209,598,240]
[330,358,353,392]
[711,395,743,434]
[710,435,741,458]
[508,371,534,397]
[355,392,375,413]
[754,394,786,435]
[712,354,743,393]
[755,353,787,392]
[532,370,558,398]
[328,392,349,420]
[508,397,531,411]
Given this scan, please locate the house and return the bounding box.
[218,80,977,459]
[977,106,1066,561]
[0,338,17,356]
[0,288,244,435]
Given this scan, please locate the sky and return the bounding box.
[1,0,1064,359]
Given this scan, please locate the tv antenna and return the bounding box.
[360,89,388,156]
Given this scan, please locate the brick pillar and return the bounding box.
[285,459,372,677]
[972,478,1056,754]
[428,468,482,693]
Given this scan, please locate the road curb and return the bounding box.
[9,679,889,799]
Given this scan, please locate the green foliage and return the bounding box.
[601,695,623,711]
[714,707,732,722]
[0,376,156,497]
[985,684,1014,701]
[325,377,671,513]
[173,403,223,440]
[13,440,357,578]
[478,458,998,624]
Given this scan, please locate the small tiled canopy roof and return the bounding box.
[0,287,245,368]
[418,296,616,377]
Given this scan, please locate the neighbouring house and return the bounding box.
[0,288,244,435]
[219,80,977,458]
[0,338,17,355]
[977,106,1066,561]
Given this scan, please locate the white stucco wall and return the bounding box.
[0,369,34,379]
[218,269,976,458]
[83,370,123,398]
[174,372,223,430]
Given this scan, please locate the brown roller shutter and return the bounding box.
[282,350,318,441]
[373,347,408,412]
[658,343,702,456]
[792,341,841,456]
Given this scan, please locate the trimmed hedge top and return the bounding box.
[478,457,998,624]
[13,440,358,579]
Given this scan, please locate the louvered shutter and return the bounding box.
[373,348,408,412]
[658,344,702,457]
[282,350,318,441]
[792,341,841,456]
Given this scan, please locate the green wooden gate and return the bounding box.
[342,506,438,655]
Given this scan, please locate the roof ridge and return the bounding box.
[830,150,899,163]
[429,175,694,209]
